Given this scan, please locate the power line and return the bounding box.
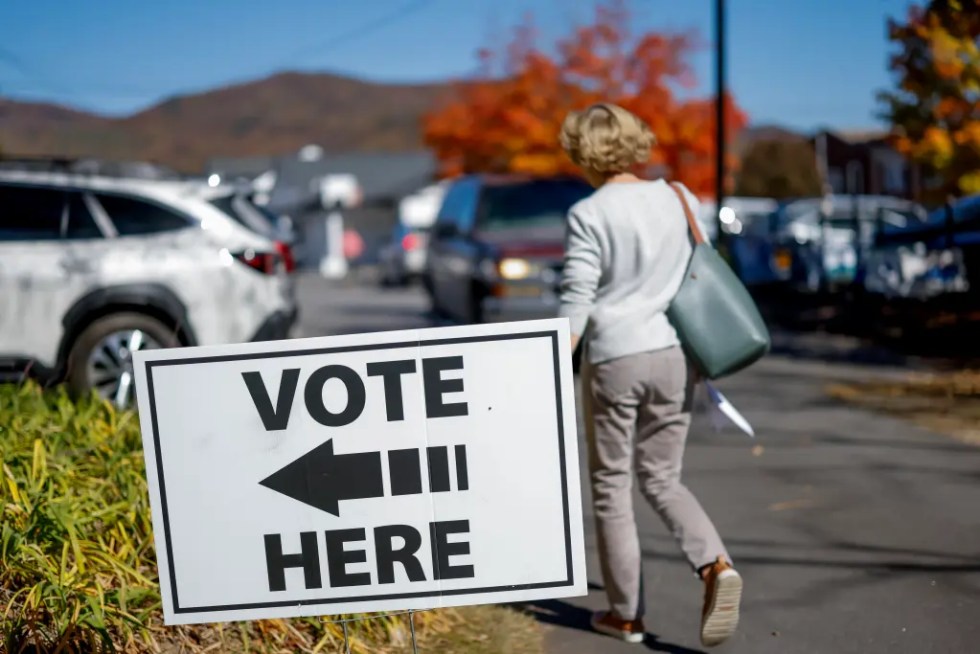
[281,0,434,66]
[0,46,67,96]
[0,1,435,103]
[0,47,35,78]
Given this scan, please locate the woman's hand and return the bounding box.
[570,334,581,352]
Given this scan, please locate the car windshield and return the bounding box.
[477,179,592,234]
[210,193,281,239]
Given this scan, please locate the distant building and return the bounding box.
[207,150,437,269]
[812,129,921,200]
[205,155,279,183]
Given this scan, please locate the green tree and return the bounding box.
[879,0,980,200]
[734,138,822,199]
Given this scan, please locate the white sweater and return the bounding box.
[559,179,698,364]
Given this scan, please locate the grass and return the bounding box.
[827,370,980,445]
[0,383,543,653]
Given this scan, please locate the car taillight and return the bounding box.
[274,241,296,273]
[773,249,793,271]
[233,249,280,275]
[402,233,420,251]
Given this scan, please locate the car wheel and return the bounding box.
[66,313,179,409]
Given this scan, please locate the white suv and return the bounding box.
[0,164,298,407]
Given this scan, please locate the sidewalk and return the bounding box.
[535,355,980,653]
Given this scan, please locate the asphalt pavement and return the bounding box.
[295,273,980,654]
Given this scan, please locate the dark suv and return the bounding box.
[423,175,592,324]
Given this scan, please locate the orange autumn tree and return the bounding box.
[879,0,980,200]
[423,1,747,195]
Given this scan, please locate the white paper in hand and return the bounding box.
[704,382,755,437]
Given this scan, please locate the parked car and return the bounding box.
[765,195,927,293]
[379,223,431,286]
[423,175,593,324]
[862,195,978,302]
[208,191,297,271]
[874,194,980,250]
[847,195,980,341]
[378,183,446,286]
[698,197,780,286]
[0,165,298,407]
[862,241,969,300]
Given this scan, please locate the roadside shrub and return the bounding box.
[0,383,473,653]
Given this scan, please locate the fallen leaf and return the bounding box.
[768,498,816,511]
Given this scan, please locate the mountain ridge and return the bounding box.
[1,71,810,173]
[0,71,449,172]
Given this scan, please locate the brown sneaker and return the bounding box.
[700,557,742,647]
[590,610,646,644]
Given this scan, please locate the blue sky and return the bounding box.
[0,0,915,130]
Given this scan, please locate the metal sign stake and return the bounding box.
[342,618,351,654]
[409,610,419,654]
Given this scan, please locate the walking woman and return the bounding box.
[559,103,742,647]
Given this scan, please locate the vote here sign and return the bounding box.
[132,319,586,625]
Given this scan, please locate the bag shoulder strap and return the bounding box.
[668,181,705,245]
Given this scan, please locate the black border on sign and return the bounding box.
[144,330,574,615]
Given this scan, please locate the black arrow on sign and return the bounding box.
[259,439,383,517]
[260,441,470,516]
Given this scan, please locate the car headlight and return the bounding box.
[498,258,533,280]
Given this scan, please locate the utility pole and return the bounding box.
[714,0,727,246]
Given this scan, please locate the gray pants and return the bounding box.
[584,346,729,621]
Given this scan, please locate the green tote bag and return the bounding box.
[666,182,771,379]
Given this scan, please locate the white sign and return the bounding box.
[319,173,362,209]
[133,319,586,625]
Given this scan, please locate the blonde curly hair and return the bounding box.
[560,103,655,176]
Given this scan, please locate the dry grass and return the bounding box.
[827,370,980,445]
[424,605,543,654]
[0,383,543,653]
